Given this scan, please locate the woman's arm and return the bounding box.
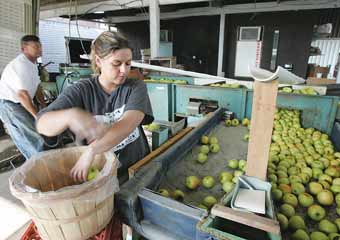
[37,108,98,142]
[70,110,145,182]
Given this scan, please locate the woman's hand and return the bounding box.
[70,146,95,182]
[68,108,99,143]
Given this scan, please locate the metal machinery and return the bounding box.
[55,63,93,93]
[115,82,340,240]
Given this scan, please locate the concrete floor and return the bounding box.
[0,135,31,240]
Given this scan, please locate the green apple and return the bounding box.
[201,135,209,144]
[288,167,300,176]
[298,173,310,184]
[291,182,306,195]
[209,136,218,144]
[159,189,170,197]
[313,168,324,179]
[225,119,232,126]
[272,189,283,201]
[336,193,340,206]
[298,193,314,207]
[202,176,215,189]
[234,170,244,178]
[172,189,185,201]
[228,159,239,169]
[334,218,340,231]
[222,181,235,194]
[301,167,313,178]
[231,119,239,126]
[280,203,295,218]
[310,231,329,240]
[333,178,340,185]
[329,233,340,240]
[320,181,331,190]
[283,193,298,207]
[319,174,333,184]
[242,118,250,126]
[319,219,338,234]
[197,153,208,164]
[291,229,310,240]
[308,205,326,221]
[203,196,217,208]
[87,167,99,181]
[279,184,292,193]
[326,167,340,178]
[243,134,250,141]
[268,174,278,183]
[289,215,306,230]
[317,190,334,206]
[185,176,201,190]
[337,207,340,216]
[331,185,340,194]
[277,170,288,178]
[278,177,290,185]
[277,213,288,230]
[232,176,238,183]
[309,182,323,195]
[200,145,210,154]
[148,122,160,131]
[312,161,325,170]
[210,143,220,153]
[238,160,247,170]
[219,171,233,183]
[197,204,208,210]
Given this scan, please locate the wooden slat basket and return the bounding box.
[9,146,119,240]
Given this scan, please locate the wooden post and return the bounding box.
[245,80,278,180]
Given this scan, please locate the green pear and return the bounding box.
[159,189,170,197]
[317,190,334,206]
[292,182,306,195]
[283,193,298,207]
[277,213,289,230]
[200,145,210,154]
[308,205,326,221]
[298,193,314,207]
[313,168,324,179]
[201,135,209,144]
[291,229,310,240]
[319,219,338,234]
[329,233,340,240]
[310,231,329,240]
[289,215,306,230]
[272,189,283,201]
[280,203,295,218]
[309,182,323,195]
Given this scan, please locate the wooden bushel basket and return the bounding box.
[9,146,119,240]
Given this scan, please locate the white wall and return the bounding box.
[39,18,105,72]
[0,0,27,72]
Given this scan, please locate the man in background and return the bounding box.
[0,35,48,159]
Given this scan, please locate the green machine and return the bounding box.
[56,63,93,93]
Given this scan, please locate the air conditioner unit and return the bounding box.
[239,26,262,41]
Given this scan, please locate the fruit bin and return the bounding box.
[116,108,279,239]
[197,175,280,240]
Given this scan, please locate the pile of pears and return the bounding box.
[269,108,340,239]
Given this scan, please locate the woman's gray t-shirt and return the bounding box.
[39,77,154,183]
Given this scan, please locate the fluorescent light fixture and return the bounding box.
[94,11,104,14]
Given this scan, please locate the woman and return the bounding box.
[36,31,154,184]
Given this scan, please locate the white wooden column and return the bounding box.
[149,0,160,58]
[217,13,225,77]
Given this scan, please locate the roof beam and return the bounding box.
[105,0,340,23]
[40,0,209,19]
